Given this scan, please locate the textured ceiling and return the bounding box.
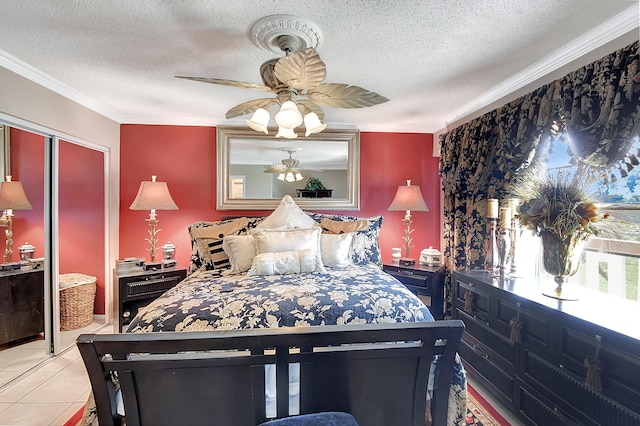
[0,1,638,134]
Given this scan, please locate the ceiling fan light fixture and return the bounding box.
[275,101,303,129]
[277,173,285,181]
[295,172,303,181]
[303,112,327,137]
[275,126,298,139]
[246,108,270,134]
[285,172,296,182]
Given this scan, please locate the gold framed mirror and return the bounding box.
[217,126,360,210]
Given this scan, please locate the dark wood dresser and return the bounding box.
[0,268,44,345]
[453,270,640,426]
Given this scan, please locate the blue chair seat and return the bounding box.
[258,412,359,426]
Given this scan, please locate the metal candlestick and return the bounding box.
[496,227,511,277]
[484,218,498,273]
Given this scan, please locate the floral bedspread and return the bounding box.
[127,264,434,332]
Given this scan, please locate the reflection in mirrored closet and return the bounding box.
[0,122,108,389]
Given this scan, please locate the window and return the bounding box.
[521,135,640,302]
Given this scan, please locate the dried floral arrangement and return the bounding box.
[509,170,609,240]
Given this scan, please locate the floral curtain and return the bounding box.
[439,85,556,315]
[439,40,639,317]
[558,41,640,179]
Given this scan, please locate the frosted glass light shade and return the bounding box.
[275,101,303,129]
[304,112,326,137]
[285,172,295,182]
[246,108,270,134]
[275,127,298,139]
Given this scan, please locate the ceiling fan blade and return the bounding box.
[175,76,273,92]
[306,83,389,108]
[274,48,327,90]
[225,98,277,119]
[264,165,286,173]
[296,100,325,121]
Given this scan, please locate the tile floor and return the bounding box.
[0,322,110,426]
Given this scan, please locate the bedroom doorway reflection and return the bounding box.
[230,175,246,198]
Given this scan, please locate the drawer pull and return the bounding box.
[464,291,473,313]
[510,304,523,343]
[472,345,489,360]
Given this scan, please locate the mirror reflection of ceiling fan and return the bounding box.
[264,148,304,182]
[175,15,389,139]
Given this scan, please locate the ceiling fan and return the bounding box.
[175,15,389,139]
[264,148,304,182]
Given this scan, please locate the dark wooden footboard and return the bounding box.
[78,320,464,426]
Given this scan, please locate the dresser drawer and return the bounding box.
[457,309,516,369]
[460,333,515,404]
[384,267,432,289]
[559,324,640,414]
[522,348,640,426]
[455,278,491,322]
[495,297,553,355]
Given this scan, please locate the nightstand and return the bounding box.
[383,263,445,320]
[115,266,186,331]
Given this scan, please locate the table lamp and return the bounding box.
[129,175,178,263]
[0,176,33,264]
[388,180,428,265]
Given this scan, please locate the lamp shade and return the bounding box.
[0,177,32,210]
[129,176,178,211]
[388,181,428,212]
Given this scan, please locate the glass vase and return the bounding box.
[540,230,589,300]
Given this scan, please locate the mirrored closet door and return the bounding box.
[0,123,48,387]
[55,138,107,352]
[0,122,109,389]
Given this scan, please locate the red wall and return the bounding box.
[119,125,441,267]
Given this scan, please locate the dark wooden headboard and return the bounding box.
[78,320,464,426]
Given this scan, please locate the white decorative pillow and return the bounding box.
[256,195,318,230]
[222,235,256,273]
[247,249,316,276]
[252,227,326,273]
[320,233,353,269]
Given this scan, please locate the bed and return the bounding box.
[78,196,467,425]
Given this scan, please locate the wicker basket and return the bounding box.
[59,273,96,331]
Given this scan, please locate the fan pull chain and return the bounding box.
[510,303,523,344]
[584,335,603,391]
[464,291,473,314]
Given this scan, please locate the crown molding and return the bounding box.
[439,4,639,134]
[0,49,123,123]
